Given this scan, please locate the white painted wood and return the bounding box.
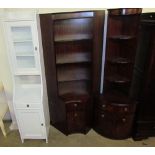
[5,21,40,75]
[16,109,45,139]
[3,11,50,142]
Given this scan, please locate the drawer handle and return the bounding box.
[124,107,128,112]
[65,100,81,104]
[27,104,29,108]
[122,118,126,122]
[102,104,106,108]
[101,114,105,118]
[74,113,78,117]
[74,103,78,107]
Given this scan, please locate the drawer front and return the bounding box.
[67,111,86,133]
[97,101,136,114]
[66,101,86,112]
[94,109,135,139]
[15,103,41,109]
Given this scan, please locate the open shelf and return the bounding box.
[103,90,130,104]
[52,12,94,20]
[54,34,92,42]
[107,57,132,64]
[58,80,90,96]
[56,52,91,64]
[106,75,130,84]
[57,64,90,82]
[108,35,136,40]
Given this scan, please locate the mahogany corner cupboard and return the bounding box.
[94,8,142,139]
[39,11,105,135]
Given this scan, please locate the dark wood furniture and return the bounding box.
[39,11,105,135]
[131,13,155,140]
[94,8,142,139]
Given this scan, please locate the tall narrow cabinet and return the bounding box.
[132,13,155,140]
[40,11,105,135]
[3,11,50,143]
[94,8,142,139]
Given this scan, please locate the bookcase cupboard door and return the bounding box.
[16,109,46,140]
[6,21,40,75]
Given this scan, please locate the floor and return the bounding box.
[0,122,155,147]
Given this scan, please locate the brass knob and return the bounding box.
[124,107,128,112]
[102,104,106,108]
[74,113,78,117]
[101,114,104,118]
[74,103,77,107]
[122,118,126,122]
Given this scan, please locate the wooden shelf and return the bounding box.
[54,34,92,42]
[106,75,130,84]
[103,90,130,104]
[57,65,90,82]
[52,12,94,20]
[56,52,91,64]
[108,35,135,40]
[107,57,131,64]
[58,80,90,96]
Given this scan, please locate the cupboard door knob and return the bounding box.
[35,46,37,51]
[74,103,77,107]
[122,118,126,122]
[124,107,128,112]
[74,113,77,117]
[27,104,29,108]
[102,104,106,108]
[101,114,104,118]
[41,123,44,126]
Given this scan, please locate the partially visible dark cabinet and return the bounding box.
[132,13,155,140]
[94,8,142,139]
[40,11,104,135]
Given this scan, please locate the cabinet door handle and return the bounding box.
[41,123,44,126]
[101,114,105,118]
[74,113,78,117]
[102,104,106,108]
[35,46,37,51]
[27,104,29,108]
[124,107,128,112]
[122,118,126,122]
[74,103,78,107]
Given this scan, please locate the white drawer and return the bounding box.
[15,103,42,109]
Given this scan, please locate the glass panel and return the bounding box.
[11,26,32,41]
[14,41,34,56]
[16,56,35,68]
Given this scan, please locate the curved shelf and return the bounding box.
[108,35,136,40]
[54,34,92,42]
[106,75,130,84]
[107,57,131,64]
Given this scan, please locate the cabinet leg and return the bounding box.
[46,138,48,143]
[0,119,7,137]
[21,138,24,143]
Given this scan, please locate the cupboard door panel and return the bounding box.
[16,109,45,138]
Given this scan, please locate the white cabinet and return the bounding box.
[6,21,40,75]
[3,11,50,143]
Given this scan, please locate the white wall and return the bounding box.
[0,8,155,128]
